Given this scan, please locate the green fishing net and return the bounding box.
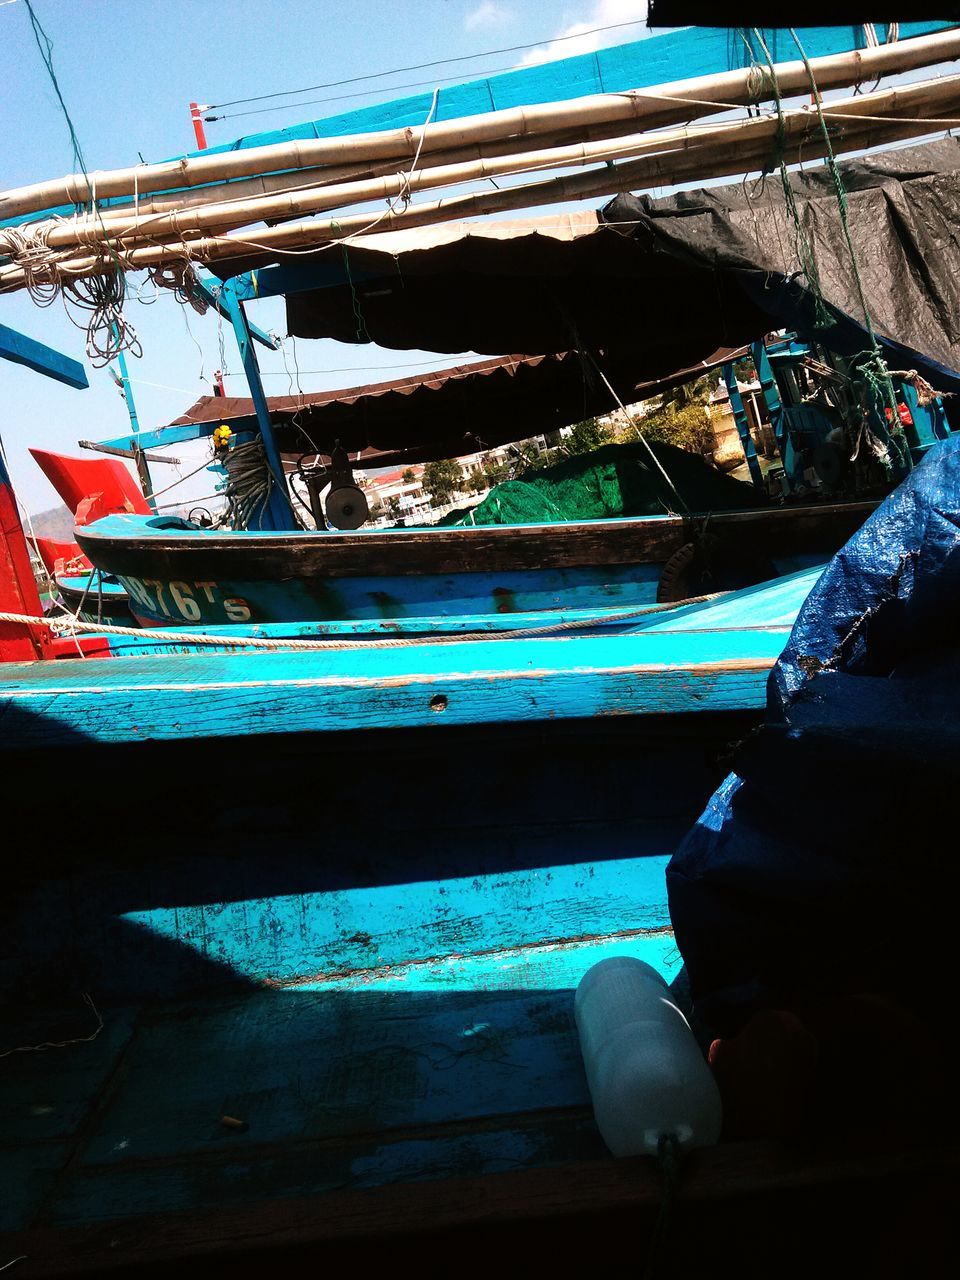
[435,441,766,527]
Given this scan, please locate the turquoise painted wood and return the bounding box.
[193,272,277,350]
[0,687,733,1246]
[98,421,257,453]
[220,282,297,530]
[0,321,88,388]
[722,360,763,487]
[87,564,819,656]
[0,622,784,748]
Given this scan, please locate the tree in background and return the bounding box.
[422,458,463,506]
[565,417,609,455]
[401,467,416,485]
[482,459,511,488]
[634,400,714,456]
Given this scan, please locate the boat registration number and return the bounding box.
[121,577,252,623]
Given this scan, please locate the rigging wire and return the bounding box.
[19,0,140,365]
[207,63,520,122]
[204,17,650,112]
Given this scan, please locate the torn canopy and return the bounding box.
[266,139,960,393]
[168,346,745,464]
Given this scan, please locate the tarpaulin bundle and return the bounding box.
[667,435,960,1042]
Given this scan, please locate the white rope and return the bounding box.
[0,590,729,652]
[585,354,691,515]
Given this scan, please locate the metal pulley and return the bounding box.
[322,444,369,529]
[325,483,369,529]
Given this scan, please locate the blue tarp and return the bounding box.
[667,436,960,1038]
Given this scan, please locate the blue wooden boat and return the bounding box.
[74,501,871,627]
[53,569,134,627]
[3,21,957,1273]
[2,555,952,1274]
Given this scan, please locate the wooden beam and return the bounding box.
[0,626,785,748]
[0,321,88,388]
[192,272,278,349]
[78,440,181,465]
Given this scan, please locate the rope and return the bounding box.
[750,27,912,477]
[0,993,103,1059]
[0,590,730,653]
[18,1,140,365]
[643,1134,681,1280]
[218,437,276,530]
[585,353,690,515]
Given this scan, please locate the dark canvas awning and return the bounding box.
[169,346,745,464]
[273,212,772,372]
[257,139,960,394]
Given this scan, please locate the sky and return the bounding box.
[0,0,651,514]
[0,2,949,516]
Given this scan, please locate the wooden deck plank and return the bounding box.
[0,628,782,748]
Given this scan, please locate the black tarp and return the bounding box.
[284,217,773,371]
[282,139,960,393]
[667,434,960,1049]
[647,5,960,24]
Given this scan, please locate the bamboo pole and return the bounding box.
[2,27,959,222]
[88,116,690,225]
[2,88,952,292]
[29,73,960,253]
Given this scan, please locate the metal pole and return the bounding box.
[111,330,157,512]
[222,283,296,531]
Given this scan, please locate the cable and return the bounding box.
[208,64,519,122]
[205,17,650,112]
[20,0,140,365]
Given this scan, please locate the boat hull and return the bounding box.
[76,502,875,626]
[56,571,135,627]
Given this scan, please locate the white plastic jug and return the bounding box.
[575,956,722,1157]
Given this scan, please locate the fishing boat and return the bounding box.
[67,322,946,627]
[2,17,958,1274]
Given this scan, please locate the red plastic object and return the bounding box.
[33,536,91,576]
[0,479,50,661]
[30,449,151,523]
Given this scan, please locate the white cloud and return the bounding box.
[518,0,648,67]
[465,2,515,32]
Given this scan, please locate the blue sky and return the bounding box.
[0,0,650,512]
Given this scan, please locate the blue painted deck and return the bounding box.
[0,696,734,1249]
[4,546,944,1268]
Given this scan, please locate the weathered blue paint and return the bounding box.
[0,321,88,388]
[93,565,819,656]
[752,340,789,466]
[193,272,277,350]
[98,421,258,453]
[900,378,951,459]
[220,282,297,531]
[0,621,785,748]
[117,562,665,626]
[77,507,840,626]
[120,854,672,990]
[721,360,763,487]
